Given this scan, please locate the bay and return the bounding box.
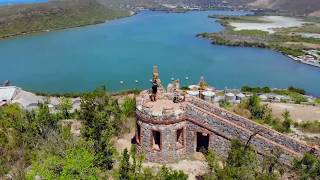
[0,10,319,95]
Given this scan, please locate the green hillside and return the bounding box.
[0,0,130,38]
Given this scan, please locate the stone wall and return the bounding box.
[187,97,320,157]
[185,121,231,159]
[184,103,296,165]
[136,120,188,162]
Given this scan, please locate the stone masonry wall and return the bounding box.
[185,121,231,159]
[187,96,320,157]
[136,120,188,162]
[184,103,297,165]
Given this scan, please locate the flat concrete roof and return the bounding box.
[0,86,18,101]
[144,99,183,116]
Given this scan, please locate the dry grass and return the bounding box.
[267,103,320,122]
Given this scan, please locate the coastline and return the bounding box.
[288,55,320,68]
[0,8,233,40]
[0,13,134,40]
[199,15,320,69]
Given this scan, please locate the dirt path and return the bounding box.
[114,129,135,153]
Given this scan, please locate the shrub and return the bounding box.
[296,121,320,134]
[293,153,320,179]
[241,86,271,93]
[288,86,306,95]
[315,98,320,104]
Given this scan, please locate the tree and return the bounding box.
[121,97,136,119]
[203,139,279,180]
[26,147,100,180]
[116,97,136,135]
[204,149,220,179]
[281,110,293,133]
[130,145,137,178]
[0,104,26,177]
[247,94,269,120]
[94,121,115,170]
[34,102,58,138]
[158,166,188,180]
[288,86,306,95]
[219,99,231,108]
[80,87,118,170]
[58,97,73,119]
[0,103,61,178]
[119,148,130,180]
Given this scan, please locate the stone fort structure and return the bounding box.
[135,66,319,165]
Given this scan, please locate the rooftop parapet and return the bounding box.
[136,90,185,122]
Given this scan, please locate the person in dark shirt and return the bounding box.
[151,80,158,101]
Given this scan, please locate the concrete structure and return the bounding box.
[135,68,320,165]
[225,92,235,103]
[0,86,20,104]
[259,94,268,101]
[236,93,246,101]
[186,90,199,97]
[202,91,215,102]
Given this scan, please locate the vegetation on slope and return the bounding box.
[0,0,130,38]
[295,121,320,134]
[202,139,283,179]
[202,139,320,179]
[1,86,319,179]
[115,146,188,180]
[0,86,187,179]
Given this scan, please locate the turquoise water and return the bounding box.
[0,10,320,95]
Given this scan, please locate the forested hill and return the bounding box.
[0,0,319,39]
[0,0,131,38]
[158,0,320,16]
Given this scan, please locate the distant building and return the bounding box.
[259,94,268,101]
[236,93,246,101]
[225,92,235,103]
[202,91,215,102]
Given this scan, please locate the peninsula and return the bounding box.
[198,15,320,67]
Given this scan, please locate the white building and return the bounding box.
[225,92,236,103]
[236,93,246,101]
[0,86,20,104]
[202,91,215,102]
[187,90,199,97]
[259,94,268,101]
